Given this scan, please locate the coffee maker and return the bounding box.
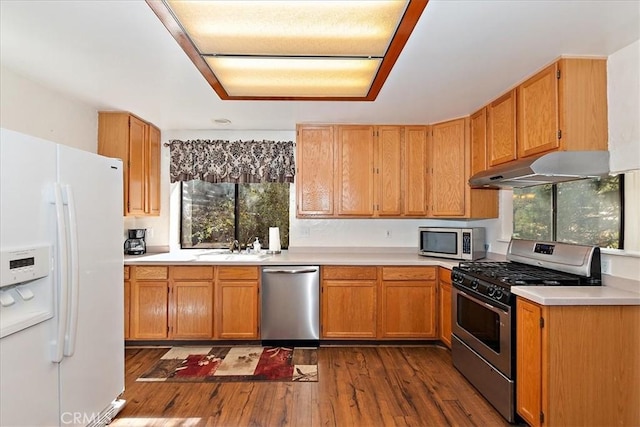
[124,229,146,255]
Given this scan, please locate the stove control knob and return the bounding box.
[452,272,462,283]
[471,279,479,290]
[495,289,503,300]
[487,286,496,297]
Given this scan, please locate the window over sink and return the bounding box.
[181,181,290,249]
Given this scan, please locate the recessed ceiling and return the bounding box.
[147,0,427,100]
[0,1,638,130]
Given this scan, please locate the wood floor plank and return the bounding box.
[112,345,510,427]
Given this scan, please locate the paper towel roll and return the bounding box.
[269,227,281,252]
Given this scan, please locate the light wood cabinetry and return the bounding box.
[321,266,378,338]
[517,58,608,159]
[487,89,517,166]
[404,126,429,216]
[129,266,169,339]
[516,297,640,427]
[123,266,130,340]
[98,112,161,216]
[375,126,403,216]
[215,266,260,339]
[469,109,487,178]
[431,118,498,218]
[379,267,436,339]
[170,266,214,339]
[336,126,376,216]
[296,125,335,216]
[438,267,452,349]
[129,266,214,340]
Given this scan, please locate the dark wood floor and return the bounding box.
[111,345,510,427]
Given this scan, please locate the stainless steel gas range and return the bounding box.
[450,238,602,423]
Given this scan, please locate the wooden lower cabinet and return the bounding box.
[124,266,130,339]
[379,267,436,339]
[322,266,378,338]
[516,297,640,427]
[321,266,439,340]
[438,267,452,348]
[129,266,215,340]
[215,267,260,339]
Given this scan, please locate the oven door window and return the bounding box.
[457,294,501,353]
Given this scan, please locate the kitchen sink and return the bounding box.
[195,252,272,262]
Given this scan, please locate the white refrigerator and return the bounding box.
[0,128,125,426]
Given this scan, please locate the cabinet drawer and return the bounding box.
[133,266,168,280]
[323,266,377,280]
[218,266,259,280]
[124,266,130,280]
[172,266,214,280]
[438,267,452,283]
[382,266,435,281]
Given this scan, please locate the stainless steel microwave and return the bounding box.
[418,227,486,260]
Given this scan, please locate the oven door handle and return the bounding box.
[457,289,509,315]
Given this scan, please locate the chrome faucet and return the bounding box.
[229,239,240,252]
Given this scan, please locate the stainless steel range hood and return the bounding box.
[469,151,610,188]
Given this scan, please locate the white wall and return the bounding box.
[0,65,98,152]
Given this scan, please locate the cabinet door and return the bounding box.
[127,116,147,216]
[296,125,335,216]
[516,297,543,427]
[431,118,467,216]
[487,90,517,166]
[438,268,452,348]
[124,280,130,340]
[336,126,375,216]
[146,124,161,216]
[379,281,436,338]
[171,281,213,339]
[217,281,259,339]
[322,280,377,338]
[517,63,559,158]
[375,126,403,216]
[470,108,487,177]
[404,126,429,216]
[130,280,168,339]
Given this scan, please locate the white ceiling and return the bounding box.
[1,1,639,131]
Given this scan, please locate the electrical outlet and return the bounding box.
[385,230,392,238]
[147,227,154,238]
[601,259,611,275]
[300,227,310,238]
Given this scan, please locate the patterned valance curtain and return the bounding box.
[168,139,295,183]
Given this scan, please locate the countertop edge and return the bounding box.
[512,286,640,306]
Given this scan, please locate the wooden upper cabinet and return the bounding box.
[469,109,487,177]
[98,112,161,216]
[147,125,161,216]
[517,63,559,158]
[296,125,335,216]
[336,126,375,216]
[404,126,429,216]
[487,89,517,166]
[375,126,403,216]
[431,118,467,217]
[517,58,607,158]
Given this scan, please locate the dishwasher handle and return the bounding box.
[262,267,318,274]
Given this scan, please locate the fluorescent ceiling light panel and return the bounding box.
[147,0,428,100]
[206,57,382,97]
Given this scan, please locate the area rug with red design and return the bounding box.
[137,346,318,383]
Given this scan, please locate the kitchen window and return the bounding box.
[513,175,623,249]
[181,180,290,249]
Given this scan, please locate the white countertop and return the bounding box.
[512,285,640,306]
[124,249,461,269]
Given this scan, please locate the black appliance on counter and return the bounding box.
[450,238,601,423]
[124,229,146,255]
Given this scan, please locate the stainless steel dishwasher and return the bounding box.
[261,266,320,342]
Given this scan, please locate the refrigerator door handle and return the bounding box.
[51,183,69,363]
[63,185,79,357]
